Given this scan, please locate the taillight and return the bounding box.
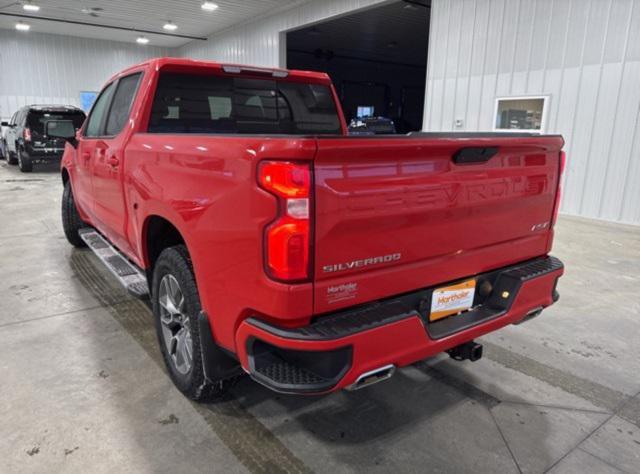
[258,161,311,282]
[23,127,31,142]
[552,151,566,226]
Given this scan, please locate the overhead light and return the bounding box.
[22,2,40,12]
[15,22,30,31]
[136,36,149,45]
[201,2,218,12]
[163,21,178,31]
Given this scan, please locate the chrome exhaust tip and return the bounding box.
[514,306,544,325]
[346,364,396,391]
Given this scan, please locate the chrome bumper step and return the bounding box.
[78,228,149,298]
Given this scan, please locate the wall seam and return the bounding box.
[462,0,478,131]
[562,0,593,212]
[577,0,614,215]
[508,0,522,94]
[599,0,634,218]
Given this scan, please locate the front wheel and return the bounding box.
[6,147,18,165]
[152,245,232,402]
[61,181,86,247]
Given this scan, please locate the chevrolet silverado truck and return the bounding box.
[49,58,565,401]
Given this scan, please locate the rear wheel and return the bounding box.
[61,181,86,247]
[152,245,232,402]
[17,148,32,172]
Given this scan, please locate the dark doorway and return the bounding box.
[286,0,430,134]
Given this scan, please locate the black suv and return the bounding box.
[2,105,86,172]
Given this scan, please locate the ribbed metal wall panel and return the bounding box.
[2,0,636,225]
[0,30,168,119]
[425,0,640,225]
[178,0,389,67]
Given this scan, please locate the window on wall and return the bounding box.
[494,96,548,132]
[357,106,375,118]
[80,91,98,113]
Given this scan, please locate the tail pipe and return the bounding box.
[347,364,396,391]
[447,341,483,362]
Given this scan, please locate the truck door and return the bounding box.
[90,72,142,255]
[75,81,116,220]
[6,111,19,155]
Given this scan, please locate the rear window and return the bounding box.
[148,72,341,135]
[28,111,86,134]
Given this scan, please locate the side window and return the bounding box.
[105,73,142,136]
[85,82,116,138]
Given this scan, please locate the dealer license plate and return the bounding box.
[430,279,476,322]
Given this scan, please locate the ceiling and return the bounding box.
[287,0,430,67]
[0,0,307,48]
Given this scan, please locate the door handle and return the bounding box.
[107,156,120,167]
[453,147,499,164]
[82,152,91,163]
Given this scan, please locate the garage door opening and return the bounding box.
[286,0,430,134]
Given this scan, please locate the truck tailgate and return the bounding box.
[313,134,564,314]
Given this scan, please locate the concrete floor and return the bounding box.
[0,160,639,474]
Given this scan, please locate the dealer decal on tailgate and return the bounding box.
[430,279,476,321]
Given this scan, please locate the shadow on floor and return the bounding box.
[68,247,552,472]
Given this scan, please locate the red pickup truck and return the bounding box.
[50,58,565,401]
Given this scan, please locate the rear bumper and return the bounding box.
[25,145,64,161]
[236,256,564,394]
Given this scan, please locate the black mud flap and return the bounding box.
[198,311,243,382]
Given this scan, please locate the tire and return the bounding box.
[18,148,32,172]
[6,147,18,165]
[61,181,87,248]
[152,245,232,402]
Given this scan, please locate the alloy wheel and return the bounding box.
[158,274,193,375]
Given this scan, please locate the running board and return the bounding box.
[78,228,149,299]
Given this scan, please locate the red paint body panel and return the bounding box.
[62,58,565,392]
[124,133,317,349]
[312,136,563,314]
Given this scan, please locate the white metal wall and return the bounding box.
[0,30,168,119]
[2,0,637,224]
[425,0,640,225]
[178,0,388,66]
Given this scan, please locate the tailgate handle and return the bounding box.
[453,147,499,164]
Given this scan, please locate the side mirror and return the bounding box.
[1,121,9,127]
[45,120,77,148]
